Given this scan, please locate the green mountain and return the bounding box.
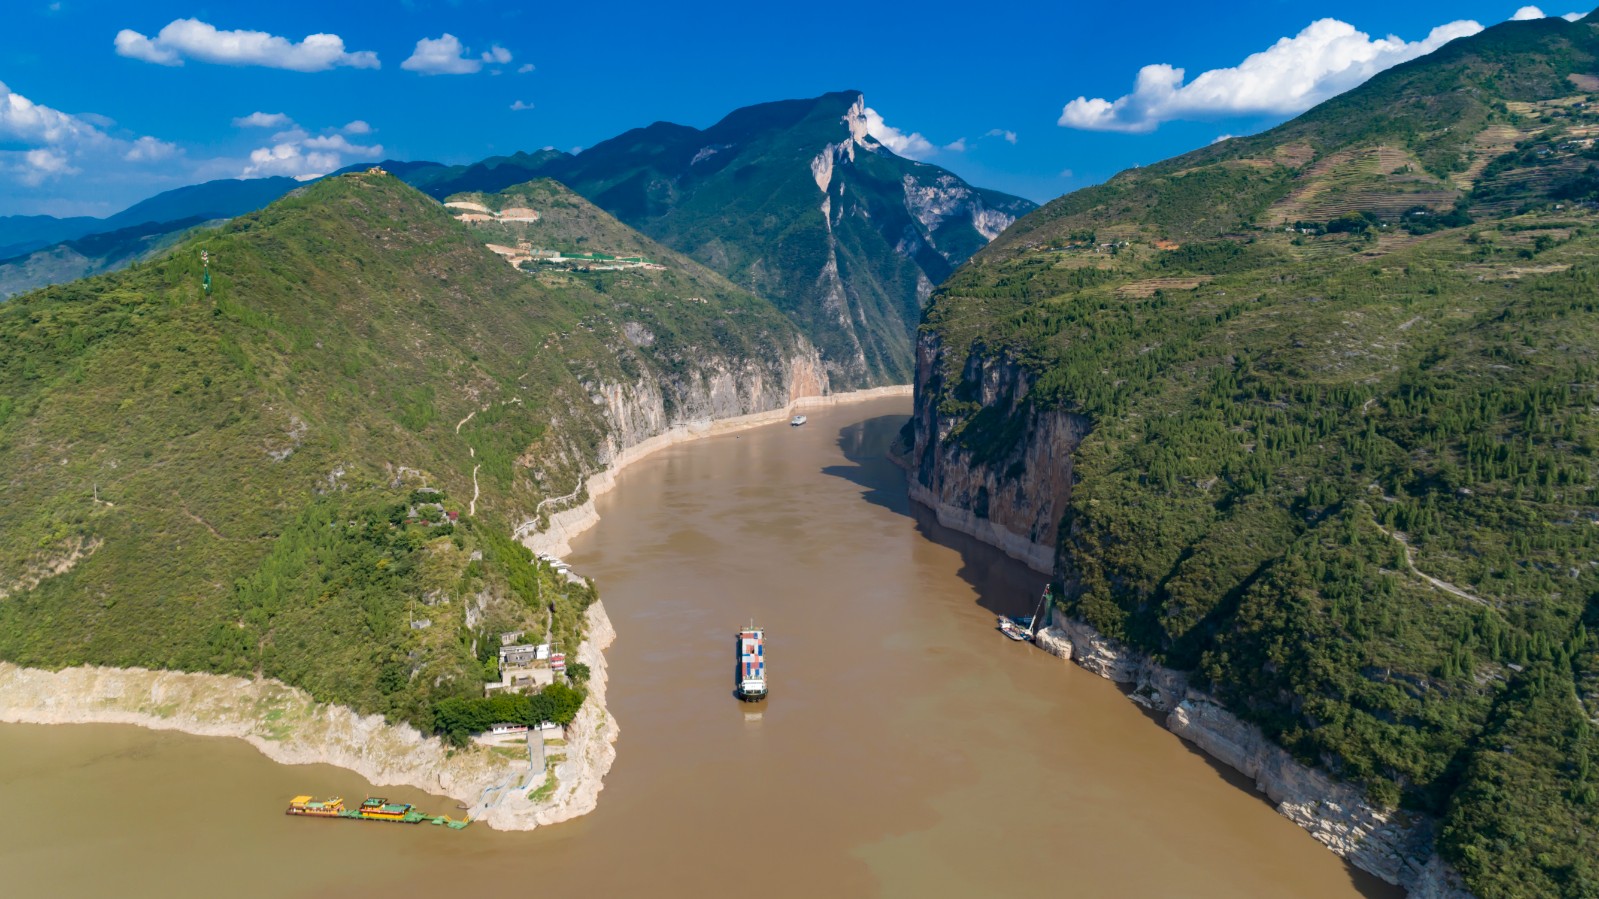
[7,95,1031,386]
[0,172,816,738]
[0,216,211,299]
[908,14,1599,898]
[0,214,100,259]
[398,92,1035,387]
[0,177,303,296]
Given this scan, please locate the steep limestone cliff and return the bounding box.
[520,348,841,558]
[906,330,1472,898]
[900,331,1085,573]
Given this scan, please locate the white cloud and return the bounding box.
[115,19,379,71]
[943,138,967,152]
[402,34,492,75]
[342,120,372,134]
[0,79,100,145]
[1511,6,1586,20]
[482,45,512,64]
[233,111,293,129]
[0,79,183,189]
[517,63,534,74]
[510,100,535,111]
[124,135,178,162]
[20,148,77,185]
[1059,17,1483,133]
[1059,168,1074,178]
[241,129,380,179]
[984,128,1018,144]
[243,143,338,179]
[863,107,937,159]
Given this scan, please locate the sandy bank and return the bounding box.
[0,602,618,833]
[519,385,912,558]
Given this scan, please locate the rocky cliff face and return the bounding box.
[595,349,827,457]
[420,91,1036,389]
[520,347,831,558]
[1032,610,1472,898]
[901,331,1086,573]
[904,330,1473,898]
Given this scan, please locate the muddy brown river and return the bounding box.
[0,397,1397,898]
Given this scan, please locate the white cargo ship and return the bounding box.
[736,624,767,701]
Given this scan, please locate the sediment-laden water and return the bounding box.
[0,397,1395,898]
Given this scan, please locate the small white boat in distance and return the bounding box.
[790,414,807,426]
[997,616,1030,641]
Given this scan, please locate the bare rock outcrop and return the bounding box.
[901,332,1085,573]
[909,323,1476,898]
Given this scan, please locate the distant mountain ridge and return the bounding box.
[354,91,1035,386]
[0,177,303,297]
[6,94,1031,383]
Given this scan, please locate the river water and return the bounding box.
[0,397,1396,898]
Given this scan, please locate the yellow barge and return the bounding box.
[286,795,469,829]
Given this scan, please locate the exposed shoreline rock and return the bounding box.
[0,383,913,833]
[0,601,618,832]
[897,332,1084,575]
[902,331,1474,898]
[520,384,912,558]
[1032,611,1470,897]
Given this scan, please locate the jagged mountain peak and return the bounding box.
[380,91,1033,387]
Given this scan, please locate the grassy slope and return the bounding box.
[921,15,1599,897]
[0,171,804,735]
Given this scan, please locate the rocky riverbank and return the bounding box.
[1031,613,1472,898]
[0,601,619,832]
[521,384,912,558]
[898,330,1474,898]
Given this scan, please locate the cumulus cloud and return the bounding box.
[242,127,380,179]
[984,128,1018,144]
[342,120,372,134]
[943,138,967,152]
[403,34,508,75]
[510,100,535,111]
[1059,17,1483,133]
[1511,6,1585,20]
[115,19,379,71]
[0,79,101,146]
[233,111,293,128]
[517,63,535,74]
[20,148,77,184]
[0,79,180,190]
[124,135,178,161]
[863,107,937,159]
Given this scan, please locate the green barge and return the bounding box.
[286,795,469,829]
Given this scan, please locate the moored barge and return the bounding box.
[286,795,469,828]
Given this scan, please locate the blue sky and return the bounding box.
[0,1,1590,216]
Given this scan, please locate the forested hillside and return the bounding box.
[0,171,812,737]
[911,14,1599,897]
